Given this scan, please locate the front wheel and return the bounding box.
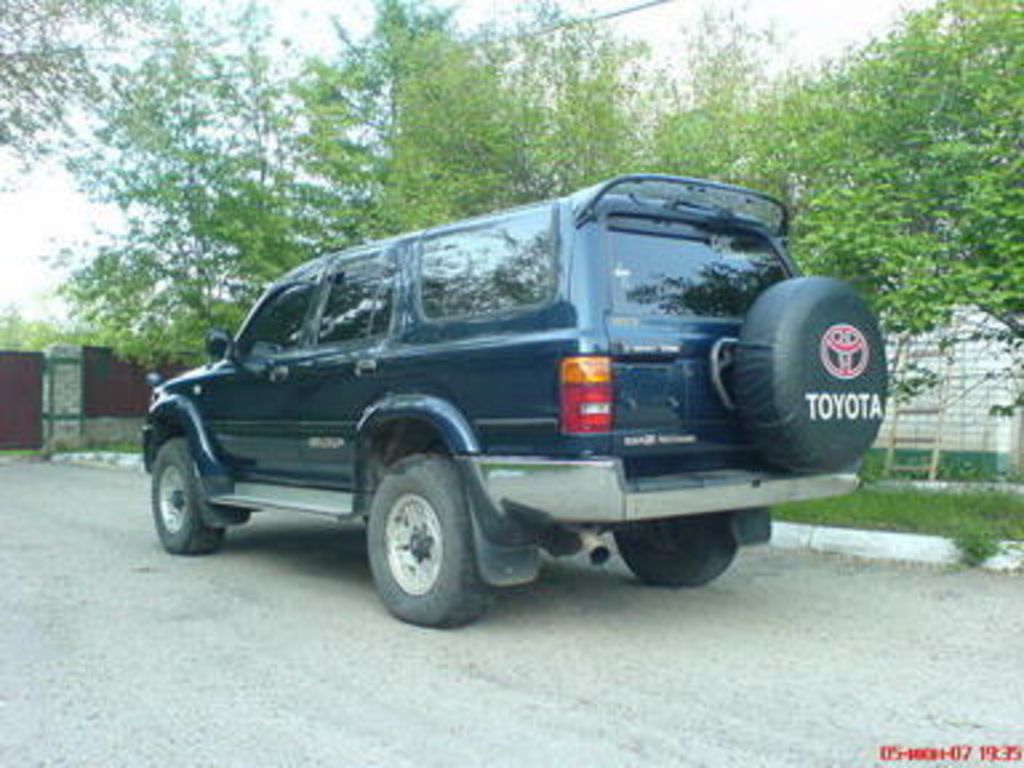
[614,514,737,587]
[367,455,491,628]
[150,438,225,555]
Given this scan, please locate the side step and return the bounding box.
[211,482,355,518]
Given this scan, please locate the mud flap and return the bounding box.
[471,521,541,587]
[457,457,542,587]
[731,507,771,546]
[199,500,251,528]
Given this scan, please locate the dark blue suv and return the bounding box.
[145,174,888,627]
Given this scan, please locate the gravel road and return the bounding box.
[1,462,1021,767]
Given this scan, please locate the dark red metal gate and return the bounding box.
[82,346,152,417]
[0,351,44,450]
[81,346,186,417]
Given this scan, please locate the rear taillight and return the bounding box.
[560,356,613,434]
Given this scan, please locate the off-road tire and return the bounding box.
[614,514,737,587]
[151,438,225,555]
[367,455,490,628]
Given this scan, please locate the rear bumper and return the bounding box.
[463,456,858,524]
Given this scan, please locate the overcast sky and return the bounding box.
[0,0,930,321]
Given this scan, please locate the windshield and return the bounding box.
[608,221,788,319]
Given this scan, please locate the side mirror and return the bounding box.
[145,371,164,388]
[205,328,234,361]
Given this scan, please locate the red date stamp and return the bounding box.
[879,744,1024,762]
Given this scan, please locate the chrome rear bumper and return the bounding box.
[464,457,859,523]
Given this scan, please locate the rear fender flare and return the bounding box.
[356,394,481,457]
[356,395,540,587]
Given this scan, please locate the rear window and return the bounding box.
[608,223,787,319]
[419,206,556,320]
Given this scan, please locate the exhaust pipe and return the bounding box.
[579,529,611,566]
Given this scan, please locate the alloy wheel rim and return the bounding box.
[385,493,444,596]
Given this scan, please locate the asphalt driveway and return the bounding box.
[1,462,1021,767]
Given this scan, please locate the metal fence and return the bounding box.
[0,345,186,450]
[82,346,160,418]
[0,351,44,450]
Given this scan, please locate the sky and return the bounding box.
[0,0,931,321]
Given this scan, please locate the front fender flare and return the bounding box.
[146,393,232,498]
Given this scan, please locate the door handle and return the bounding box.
[268,363,290,383]
[354,358,377,377]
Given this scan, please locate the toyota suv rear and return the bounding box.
[144,173,888,627]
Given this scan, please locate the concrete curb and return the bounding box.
[772,521,1023,572]
[50,452,144,471]
[876,480,1024,496]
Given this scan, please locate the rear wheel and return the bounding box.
[151,438,225,555]
[367,455,490,628]
[614,515,737,587]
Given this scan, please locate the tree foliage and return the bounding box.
[0,0,147,156]
[298,0,655,234]
[0,303,84,349]
[650,0,1022,401]
[63,6,335,361]
[767,0,1022,345]
[58,0,1022,381]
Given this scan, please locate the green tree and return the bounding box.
[0,303,83,350]
[770,0,1023,353]
[0,0,148,156]
[296,0,456,236]
[494,3,655,197]
[54,0,1022,396]
[63,5,331,362]
[650,6,777,182]
[299,0,653,234]
[653,0,1021,403]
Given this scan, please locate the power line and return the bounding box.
[515,0,677,39]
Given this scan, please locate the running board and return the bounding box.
[211,482,355,518]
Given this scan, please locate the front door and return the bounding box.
[202,279,319,481]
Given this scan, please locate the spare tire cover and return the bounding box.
[734,276,888,473]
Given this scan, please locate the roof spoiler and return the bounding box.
[571,173,788,236]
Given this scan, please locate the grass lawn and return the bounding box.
[775,487,1024,564]
[2,443,141,457]
[77,442,141,454]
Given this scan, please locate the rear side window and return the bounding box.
[239,282,315,356]
[317,254,394,345]
[419,206,556,320]
[609,224,787,319]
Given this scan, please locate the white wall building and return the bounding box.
[875,313,1023,475]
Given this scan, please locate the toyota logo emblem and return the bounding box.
[820,324,869,380]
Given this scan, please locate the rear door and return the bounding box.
[602,214,790,466]
[287,249,397,487]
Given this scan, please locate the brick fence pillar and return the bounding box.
[43,344,84,450]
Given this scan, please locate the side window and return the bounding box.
[419,206,555,320]
[317,255,394,346]
[239,282,315,356]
